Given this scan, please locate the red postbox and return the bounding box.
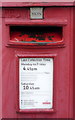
[1,2,74,119]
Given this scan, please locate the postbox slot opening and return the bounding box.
[10,26,63,45]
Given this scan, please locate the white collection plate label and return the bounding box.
[19,58,53,109]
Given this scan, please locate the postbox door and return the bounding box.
[2,6,73,118]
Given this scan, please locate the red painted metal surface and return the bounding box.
[0,8,2,119]
[73,7,75,119]
[1,2,75,7]
[2,3,73,119]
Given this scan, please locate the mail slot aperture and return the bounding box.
[10,26,64,46]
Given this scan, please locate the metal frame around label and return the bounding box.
[16,54,57,113]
